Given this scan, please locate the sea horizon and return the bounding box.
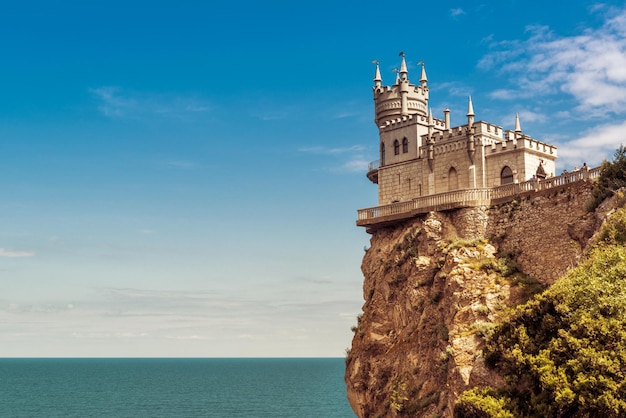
[0,357,355,417]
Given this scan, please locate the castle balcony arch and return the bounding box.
[501,166,514,185]
[448,167,459,191]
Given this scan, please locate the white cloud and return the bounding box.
[0,248,35,258]
[298,145,366,155]
[437,81,473,97]
[337,157,370,173]
[481,9,626,114]
[89,87,212,119]
[489,89,518,100]
[299,145,371,173]
[516,109,547,124]
[450,8,465,18]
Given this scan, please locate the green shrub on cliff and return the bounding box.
[456,207,626,417]
[589,145,626,210]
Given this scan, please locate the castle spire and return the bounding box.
[399,51,408,80]
[467,96,475,117]
[373,60,382,87]
[467,96,475,127]
[514,113,522,133]
[419,61,427,87]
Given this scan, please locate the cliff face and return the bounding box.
[345,181,599,417]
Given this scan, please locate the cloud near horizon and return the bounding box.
[0,248,35,258]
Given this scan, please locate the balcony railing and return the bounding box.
[357,166,601,227]
[367,160,380,172]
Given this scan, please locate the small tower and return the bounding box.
[372,53,430,126]
[466,98,476,163]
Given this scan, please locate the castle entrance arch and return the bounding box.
[501,166,514,185]
[448,167,458,190]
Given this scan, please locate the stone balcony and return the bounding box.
[357,166,600,230]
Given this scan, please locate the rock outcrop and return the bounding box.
[345,181,600,417]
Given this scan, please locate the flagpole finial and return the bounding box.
[399,51,405,57]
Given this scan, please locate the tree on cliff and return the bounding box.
[590,144,626,210]
[455,206,626,417]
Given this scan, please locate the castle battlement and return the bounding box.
[379,114,445,131]
[473,121,504,137]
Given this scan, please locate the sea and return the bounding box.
[0,358,355,417]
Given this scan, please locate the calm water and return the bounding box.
[0,358,355,417]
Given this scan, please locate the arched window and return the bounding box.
[501,166,514,185]
[402,138,409,153]
[380,142,386,166]
[393,139,400,155]
[448,167,458,190]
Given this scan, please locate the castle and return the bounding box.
[357,54,566,229]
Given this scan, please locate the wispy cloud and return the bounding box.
[450,8,466,18]
[0,248,35,258]
[335,157,370,173]
[437,81,473,97]
[89,87,212,119]
[298,145,365,155]
[299,145,370,173]
[480,8,626,114]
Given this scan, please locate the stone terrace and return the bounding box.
[357,166,601,230]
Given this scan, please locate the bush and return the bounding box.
[458,207,626,417]
[454,388,514,418]
[589,145,626,211]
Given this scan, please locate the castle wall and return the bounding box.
[430,143,473,193]
[378,160,424,204]
[379,124,424,166]
[485,180,596,283]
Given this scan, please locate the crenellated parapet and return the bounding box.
[374,85,429,125]
[499,132,558,155]
[378,113,444,132]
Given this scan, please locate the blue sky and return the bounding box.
[2,1,626,357]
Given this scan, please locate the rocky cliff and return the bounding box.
[345,181,602,417]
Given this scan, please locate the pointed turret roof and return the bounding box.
[420,62,427,85]
[467,96,475,116]
[514,113,522,133]
[399,52,408,79]
[373,60,381,87]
